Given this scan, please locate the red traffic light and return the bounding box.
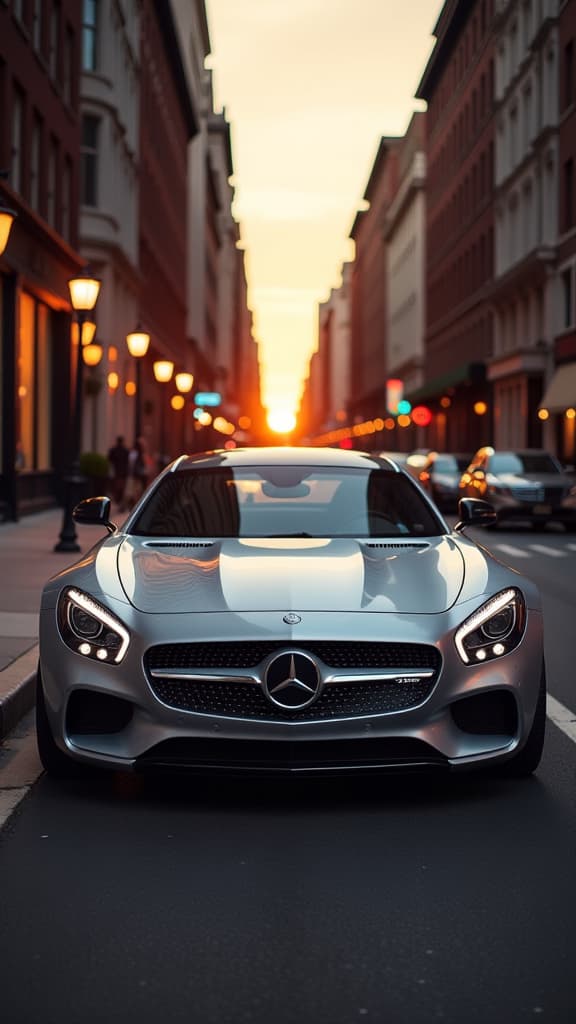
[411,405,433,427]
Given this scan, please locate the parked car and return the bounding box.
[37,447,545,780]
[458,447,576,530]
[419,452,473,512]
[379,450,430,479]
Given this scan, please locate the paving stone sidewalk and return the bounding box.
[0,508,103,737]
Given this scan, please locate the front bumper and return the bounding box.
[39,604,544,775]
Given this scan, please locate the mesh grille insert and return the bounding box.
[146,641,441,672]
[149,676,435,721]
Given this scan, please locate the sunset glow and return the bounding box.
[267,409,297,434]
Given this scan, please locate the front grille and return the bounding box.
[146,641,441,672]
[514,486,544,502]
[145,641,441,722]
[150,676,435,721]
[136,736,448,772]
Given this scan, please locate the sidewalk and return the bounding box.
[0,508,103,738]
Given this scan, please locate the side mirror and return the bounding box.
[454,497,497,532]
[73,496,116,535]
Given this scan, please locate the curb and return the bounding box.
[0,647,38,740]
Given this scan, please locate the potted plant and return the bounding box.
[79,451,110,498]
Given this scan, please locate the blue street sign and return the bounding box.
[194,392,221,406]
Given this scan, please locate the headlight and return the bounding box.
[454,588,525,665]
[57,587,130,664]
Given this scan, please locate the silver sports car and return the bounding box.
[37,447,546,779]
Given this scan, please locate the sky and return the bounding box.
[205,0,443,423]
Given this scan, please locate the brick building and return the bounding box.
[415,0,496,453]
[0,0,83,520]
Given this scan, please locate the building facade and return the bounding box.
[0,0,83,520]
[416,0,497,453]
[541,0,576,464]
[348,137,400,428]
[384,112,427,448]
[490,0,560,450]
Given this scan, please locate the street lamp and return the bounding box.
[0,203,17,256]
[54,269,102,552]
[126,325,150,440]
[175,373,194,452]
[153,360,174,468]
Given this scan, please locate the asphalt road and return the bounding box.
[0,522,575,1024]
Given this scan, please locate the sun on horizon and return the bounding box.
[267,409,297,434]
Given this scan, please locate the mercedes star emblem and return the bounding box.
[264,651,321,710]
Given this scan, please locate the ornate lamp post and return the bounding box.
[153,360,174,469]
[126,325,150,440]
[54,269,102,552]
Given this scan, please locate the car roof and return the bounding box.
[172,447,403,472]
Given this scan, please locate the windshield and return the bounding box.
[490,453,562,475]
[131,465,444,538]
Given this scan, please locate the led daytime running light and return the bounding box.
[67,588,129,663]
[455,588,517,665]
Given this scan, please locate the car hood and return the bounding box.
[116,536,465,614]
[497,472,572,488]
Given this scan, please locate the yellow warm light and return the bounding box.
[566,408,576,420]
[538,408,549,421]
[171,394,185,410]
[175,372,194,393]
[107,372,119,391]
[71,319,96,346]
[213,416,229,433]
[374,418,384,431]
[153,360,174,383]
[68,272,101,312]
[126,328,150,358]
[125,380,137,397]
[397,414,411,428]
[83,343,103,366]
[0,207,16,255]
[474,401,488,416]
[267,409,296,434]
[108,345,118,362]
[238,415,252,430]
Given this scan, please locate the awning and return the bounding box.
[406,362,485,403]
[539,363,576,413]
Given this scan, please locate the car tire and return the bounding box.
[500,665,546,778]
[35,668,84,779]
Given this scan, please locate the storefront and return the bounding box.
[0,197,82,520]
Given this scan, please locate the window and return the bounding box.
[10,86,24,195]
[33,0,43,52]
[81,114,99,206]
[562,268,574,329]
[82,0,98,72]
[47,136,58,227]
[50,1,60,81]
[63,25,74,106]
[16,293,53,473]
[564,159,575,232]
[30,114,41,211]
[61,156,72,242]
[565,40,574,111]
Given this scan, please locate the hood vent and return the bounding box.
[144,541,214,549]
[364,542,430,551]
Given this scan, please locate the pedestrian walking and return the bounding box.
[107,435,130,511]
